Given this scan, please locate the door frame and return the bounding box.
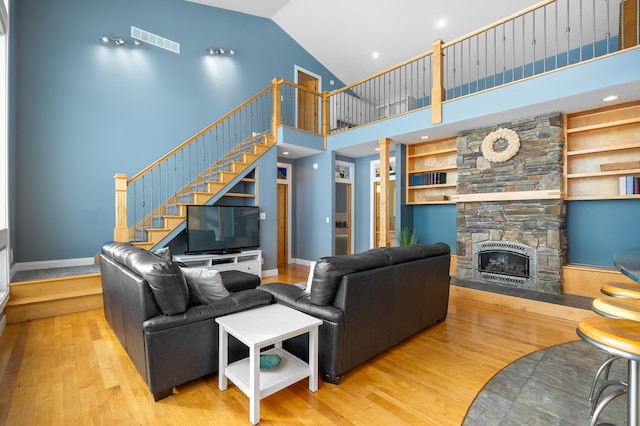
[294,65,322,132]
[277,162,293,264]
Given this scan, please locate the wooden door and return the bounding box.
[277,183,288,268]
[620,0,639,49]
[297,71,318,132]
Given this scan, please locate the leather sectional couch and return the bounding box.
[99,241,272,401]
[260,242,451,383]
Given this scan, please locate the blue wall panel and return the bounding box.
[566,200,640,267]
[412,204,457,251]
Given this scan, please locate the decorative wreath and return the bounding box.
[481,128,520,163]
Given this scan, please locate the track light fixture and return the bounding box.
[207,47,235,55]
[101,34,140,46]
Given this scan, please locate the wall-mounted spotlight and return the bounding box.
[207,47,235,55]
[101,34,140,46]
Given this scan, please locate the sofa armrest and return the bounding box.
[259,283,343,324]
[143,289,272,333]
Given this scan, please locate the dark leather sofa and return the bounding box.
[99,241,272,401]
[260,243,451,383]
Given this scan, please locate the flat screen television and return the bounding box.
[186,205,260,254]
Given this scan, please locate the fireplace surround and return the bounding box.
[454,113,566,295]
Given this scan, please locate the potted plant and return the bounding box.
[397,227,418,246]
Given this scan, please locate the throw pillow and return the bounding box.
[180,267,230,304]
[152,247,171,261]
[303,261,317,294]
[144,261,189,315]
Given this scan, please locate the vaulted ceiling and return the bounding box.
[187,0,544,85]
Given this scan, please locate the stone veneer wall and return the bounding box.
[455,113,567,294]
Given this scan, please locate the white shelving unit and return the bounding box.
[173,250,262,278]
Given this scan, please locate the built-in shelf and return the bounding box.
[564,100,640,200]
[407,136,458,205]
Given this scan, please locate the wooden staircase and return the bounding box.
[132,134,274,251]
[6,135,276,323]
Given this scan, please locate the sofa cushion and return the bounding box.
[181,267,230,305]
[310,249,389,305]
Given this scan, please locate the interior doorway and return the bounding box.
[335,183,352,255]
[277,163,292,268]
[295,67,320,133]
[371,158,397,248]
[335,160,354,255]
[277,184,288,268]
[373,181,396,247]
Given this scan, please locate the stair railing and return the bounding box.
[114,82,278,243]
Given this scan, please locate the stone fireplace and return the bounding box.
[455,113,566,294]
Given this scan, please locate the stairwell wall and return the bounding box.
[9,0,342,265]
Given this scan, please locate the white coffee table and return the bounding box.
[216,303,322,424]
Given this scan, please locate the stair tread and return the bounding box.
[12,265,101,283]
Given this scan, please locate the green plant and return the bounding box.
[397,227,418,246]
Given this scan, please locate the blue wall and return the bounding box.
[566,200,640,267]
[412,204,457,249]
[10,0,341,263]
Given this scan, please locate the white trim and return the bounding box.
[292,257,314,266]
[261,268,278,278]
[277,162,293,264]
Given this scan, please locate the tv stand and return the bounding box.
[173,250,262,278]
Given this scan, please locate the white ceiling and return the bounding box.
[187,0,545,85]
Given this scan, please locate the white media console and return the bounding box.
[173,250,262,278]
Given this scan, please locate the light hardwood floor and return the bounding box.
[0,264,581,425]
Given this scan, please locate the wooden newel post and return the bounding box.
[431,39,445,125]
[114,173,129,242]
[272,78,282,137]
[322,91,330,143]
[379,138,391,248]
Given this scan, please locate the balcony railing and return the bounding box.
[114,0,638,243]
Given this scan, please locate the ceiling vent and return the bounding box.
[131,26,180,54]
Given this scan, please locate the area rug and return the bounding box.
[463,340,627,426]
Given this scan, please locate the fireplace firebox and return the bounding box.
[472,241,537,288]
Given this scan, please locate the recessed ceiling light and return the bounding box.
[283,151,289,155]
[372,52,379,59]
[602,95,619,102]
[421,135,429,140]
[437,19,446,29]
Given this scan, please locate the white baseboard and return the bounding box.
[292,258,314,267]
[262,268,278,278]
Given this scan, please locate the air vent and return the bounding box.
[131,26,180,54]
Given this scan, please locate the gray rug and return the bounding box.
[463,340,627,426]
